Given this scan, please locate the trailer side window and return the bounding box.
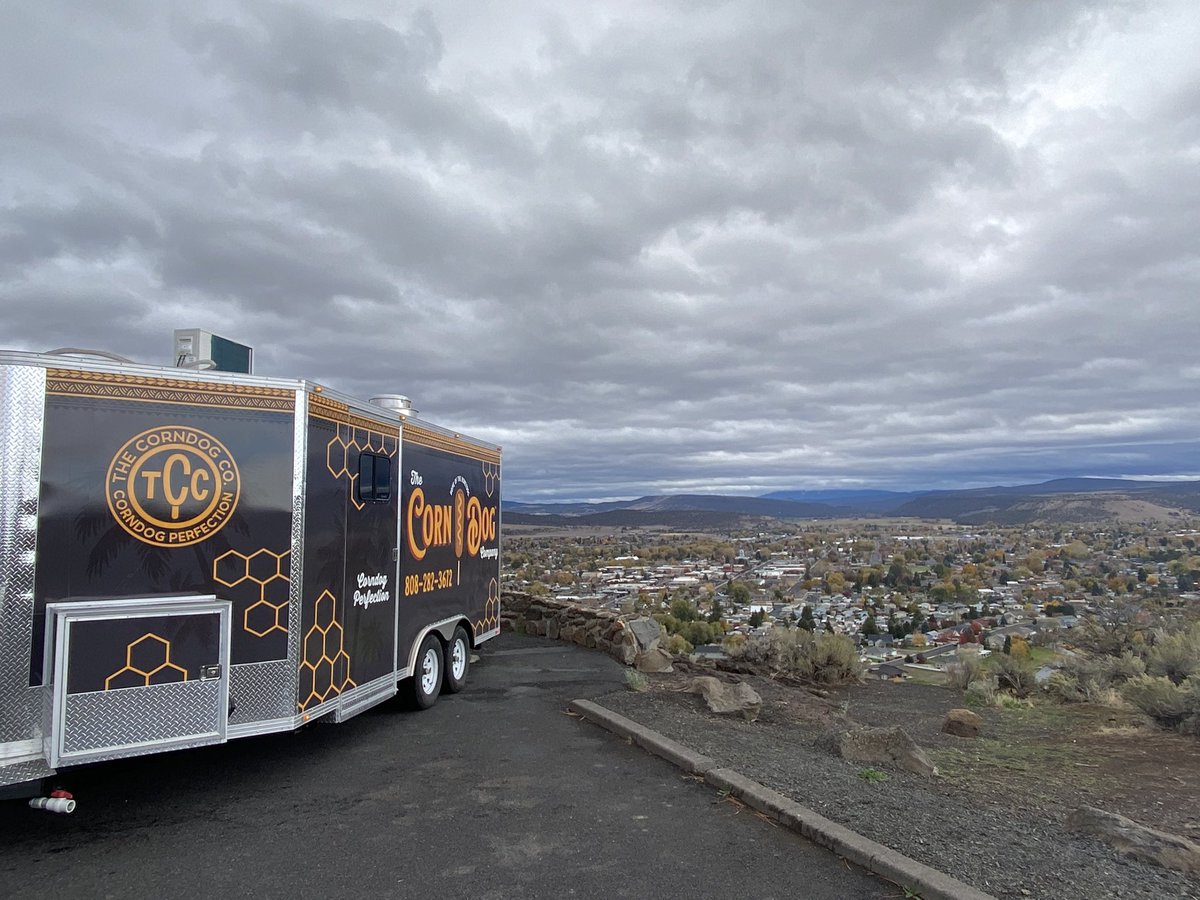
[357,453,391,502]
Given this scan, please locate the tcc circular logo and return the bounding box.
[105,426,241,547]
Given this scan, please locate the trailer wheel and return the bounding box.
[443,626,471,694]
[407,633,444,710]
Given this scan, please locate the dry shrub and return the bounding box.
[947,655,982,691]
[1146,624,1200,686]
[993,653,1037,698]
[1106,650,1148,682]
[1048,652,1145,704]
[800,633,864,685]
[1121,675,1193,730]
[964,679,997,707]
[728,628,863,685]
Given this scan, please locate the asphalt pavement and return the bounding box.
[0,633,894,899]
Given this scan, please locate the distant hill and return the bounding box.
[505,493,844,527]
[505,478,1200,526]
[891,479,1200,523]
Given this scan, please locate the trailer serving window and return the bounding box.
[357,453,392,502]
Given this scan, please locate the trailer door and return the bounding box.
[44,596,231,768]
[299,400,399,716]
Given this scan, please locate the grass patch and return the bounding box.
[624,670,650,692]
[856,767,889,783]
[928,699,1114,798]
[904,668,950,687]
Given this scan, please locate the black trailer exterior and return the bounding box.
[0,352,501,791]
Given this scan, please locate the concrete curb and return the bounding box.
[569,698,997,900]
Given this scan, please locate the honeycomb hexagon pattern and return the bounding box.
[213,548,291,638]
[482,462,500,498]
[325,421,398,512]
[474,577,500,637]
[105,634,188,690]
[298,590,356,711]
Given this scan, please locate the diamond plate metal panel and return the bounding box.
[229,661,294,725]
[0,755,55,789]
[286,389,307,689]
[0,364,46,743]
[62,681,221,757]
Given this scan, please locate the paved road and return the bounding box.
[0,634,893,899]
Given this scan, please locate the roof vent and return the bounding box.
[369,394,417,417]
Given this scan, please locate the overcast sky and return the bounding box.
[3,1,1199,502]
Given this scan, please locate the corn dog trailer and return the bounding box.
[0,349,501,798]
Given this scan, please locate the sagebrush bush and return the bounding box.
[624,670,650,692]
[964,679,997,707]
[1180,677,1200,736]
[800,633,864,684]
[727,628,863,685]
[1048,652,1146,704]
[947,655,982,691]
[1146,624,1200,686]
[1121,675,1194,730]
[1046,671,1085,703]
[1106,650,1148,683]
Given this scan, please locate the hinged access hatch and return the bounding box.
[44,596,231,768]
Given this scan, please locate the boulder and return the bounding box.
[544,617,560,641]
[628,617,663,652]
[818,726,936,777]
[688,676,761,721]
[943,708,982,738]
[634,647,675,674]
[1068,806,1200,877]
[616,629,638,666]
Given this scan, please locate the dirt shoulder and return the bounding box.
[598,671,1200,900]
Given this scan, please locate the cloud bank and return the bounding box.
[3,1,1198,500]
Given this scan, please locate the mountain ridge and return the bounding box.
[505,478,1200,526]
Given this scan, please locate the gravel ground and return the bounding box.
[599,684,1200,900]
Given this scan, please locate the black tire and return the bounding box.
[443,625,471,694]
[406,633,443,710]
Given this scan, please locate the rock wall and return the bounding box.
[500,592,639,665]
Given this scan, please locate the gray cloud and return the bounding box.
[2,0,1198,500]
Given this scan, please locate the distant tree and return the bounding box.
[1003,635,1013,655]
[728,582,751,606]
[748,610,766,628]
[708,598,724,624]
[861,614,878,636]
[665,633,692,654]
[670,597,698,622]
[799,605,816,632]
